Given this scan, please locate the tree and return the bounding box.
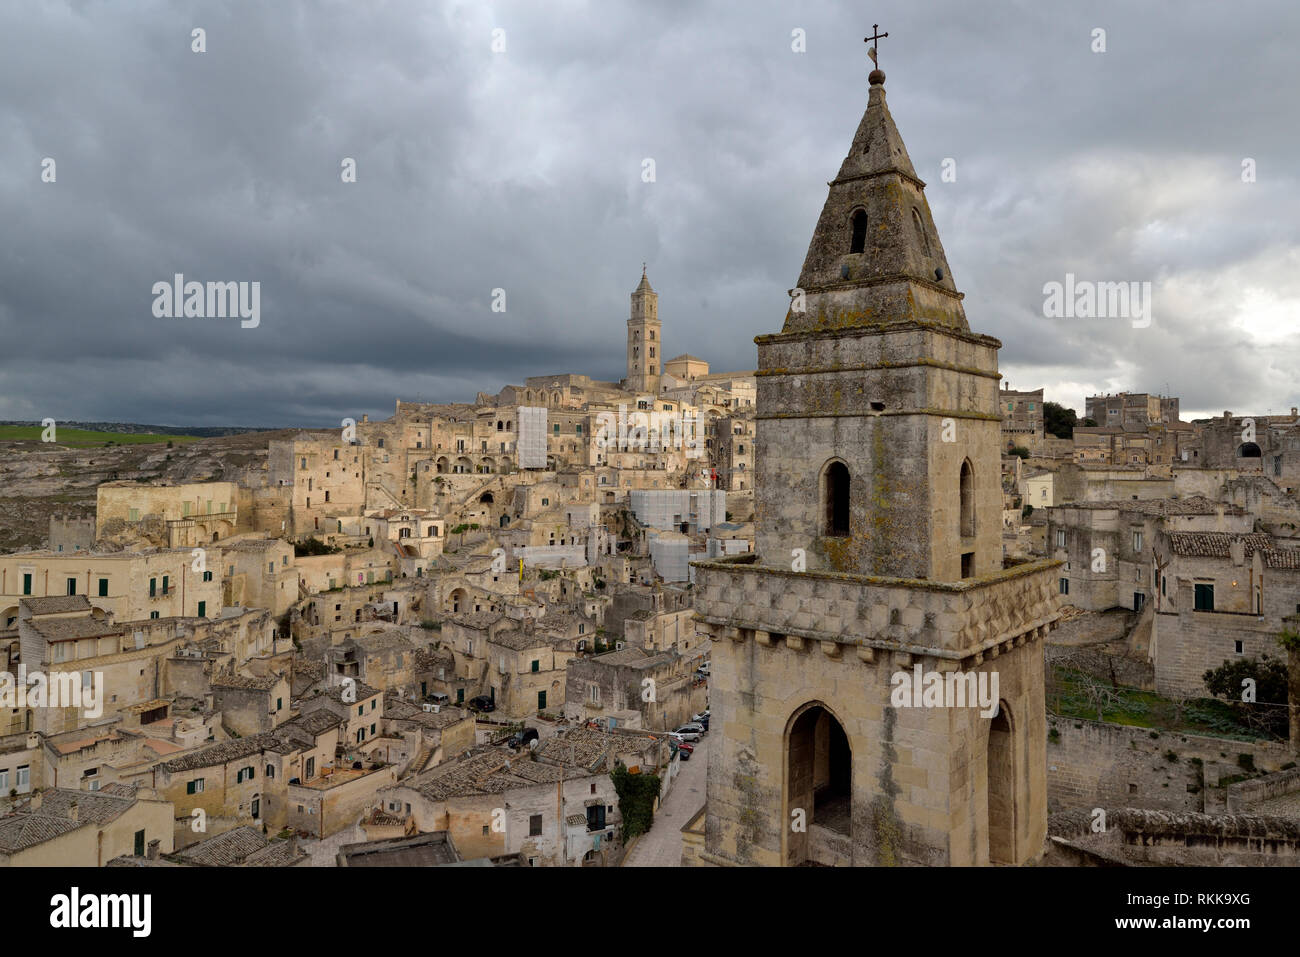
[1278,628,1300,752]
[1009,445,1030,459]
[1203,655,1289,739]
[1042,401,1079,440]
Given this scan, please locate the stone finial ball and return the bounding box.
[868,69,885,85]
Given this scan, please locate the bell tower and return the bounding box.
[753,64,1001,583]
[625,266,661,393]
[690,41,1061,868]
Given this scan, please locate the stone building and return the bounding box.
[376,729,666,866]
[1193,409,1300,490]
[0,547,225,627]
[0,784,174,867]
[999,386,1044,452]
[1150,530,1300,697]
[1045,498,1252,612]
[689,65,1061,866]
[96,481,243,547]
[714,414,755,491]
[564,642,707,731]
[210,671,291,737]
[1086,392,1180,429]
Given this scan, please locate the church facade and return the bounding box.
[688,65,1062,866]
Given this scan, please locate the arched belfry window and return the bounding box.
[849,210,867,254]
[959,459,975,538]
[825,461,850,537]
[912,208,930,256]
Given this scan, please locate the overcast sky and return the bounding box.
[1,0,1296,428]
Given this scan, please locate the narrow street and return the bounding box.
[623,737,708,867]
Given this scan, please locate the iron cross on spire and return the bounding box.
[864,24,888,67]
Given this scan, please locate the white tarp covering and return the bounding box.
[516,406,548,469]
[628,489,726,532]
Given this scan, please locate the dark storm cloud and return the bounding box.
[0,0,1296,426]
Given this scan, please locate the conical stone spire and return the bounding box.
[785,72,967,334]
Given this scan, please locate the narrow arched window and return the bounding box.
[912,208,931,256]
[825,462,850,537]
[849,210,867,254]
[959,459,975,538]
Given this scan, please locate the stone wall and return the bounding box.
[1152,609,1280,698]
[1046,716,1291,813]
[1227,766,1300,812]
[1050,806,1300,866]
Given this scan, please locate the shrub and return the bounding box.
[294,537,341,557]
[611,764,662,841]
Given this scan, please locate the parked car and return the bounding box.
[507,727,540,749]
[674,740,695,754]
[673,724,704,742]
[696,662,711,677]
[426,692,451,707]
[692,711,710,729]
[467,695,495,713]
[677,745,692,760]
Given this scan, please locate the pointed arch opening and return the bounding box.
[986,700,1015,864]
[785,702,852,866]
[912,208,931,256]
[823,460,850,537]
[959,458,975,539]
[849,209,867,254]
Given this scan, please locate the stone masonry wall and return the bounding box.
[1046,716,1291,814]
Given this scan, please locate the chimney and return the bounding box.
[68,801,78,823]
[29,791,42,811]
[147,839,161,860]
[1230,537,1245,567]
[1216,505,1225,530]
[288,833,298,856]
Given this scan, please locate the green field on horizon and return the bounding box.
[0,426,201,447]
